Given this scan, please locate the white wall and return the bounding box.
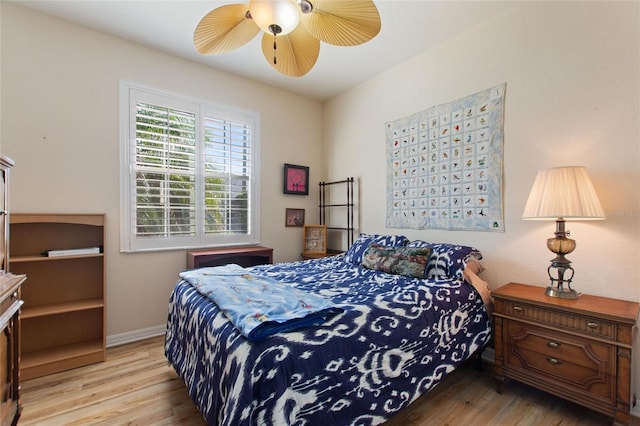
[0,3,324,341]
[324,0,640,409]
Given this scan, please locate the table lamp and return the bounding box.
[522,166,605,299]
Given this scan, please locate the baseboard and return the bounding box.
[106,324,166,348]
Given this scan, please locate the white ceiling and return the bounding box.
[8,0,515,101]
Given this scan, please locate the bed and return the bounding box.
[165,234,492,425]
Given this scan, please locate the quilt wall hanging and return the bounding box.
[386,83,506,232]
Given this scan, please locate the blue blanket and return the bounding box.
[179,264,343,341]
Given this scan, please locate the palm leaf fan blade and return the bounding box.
[194,4,260,55]
[261,26,320,77]
[301,0,381,46]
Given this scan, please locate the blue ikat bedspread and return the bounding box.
[165,255,491,425]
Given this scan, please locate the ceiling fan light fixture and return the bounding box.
[193,0,380,77]
[249,0,301,35]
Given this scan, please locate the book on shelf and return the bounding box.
[41,246,103,257]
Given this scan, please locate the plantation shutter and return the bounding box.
[135,102,197,238]
[203,117,252,236]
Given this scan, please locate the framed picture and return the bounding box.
[303,225,327,255]
[285,208,305,227]
[284,163,309,195]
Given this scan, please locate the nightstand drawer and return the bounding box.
[502,300,616,341]
[504,321,615,397]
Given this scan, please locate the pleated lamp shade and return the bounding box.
[522,166,605,221]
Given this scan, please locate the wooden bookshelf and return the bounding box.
[10,214,106,380]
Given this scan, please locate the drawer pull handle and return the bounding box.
[547,341,561,348]
[513,306,523,312]
[587,321,598,329]
[546,356,562,365]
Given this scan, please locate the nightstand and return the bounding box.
[492,283,639,426]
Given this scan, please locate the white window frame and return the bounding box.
[119,81,260,252]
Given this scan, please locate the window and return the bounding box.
[120,82,260,252]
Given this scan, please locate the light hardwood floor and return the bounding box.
[20,336,637,425]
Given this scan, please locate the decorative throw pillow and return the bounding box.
[344,233,409,265]
[406,240,483,279]
[361,244,431,278]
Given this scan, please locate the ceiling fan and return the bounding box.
[193,0,381,77]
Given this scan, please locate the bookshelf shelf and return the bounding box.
[21,339,104,380]
[11,253,104,263]
[21,298,103,319]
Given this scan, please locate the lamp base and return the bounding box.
[545,286,579,299]
[544,219,579,300]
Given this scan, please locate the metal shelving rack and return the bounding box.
[319,177,355,251]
